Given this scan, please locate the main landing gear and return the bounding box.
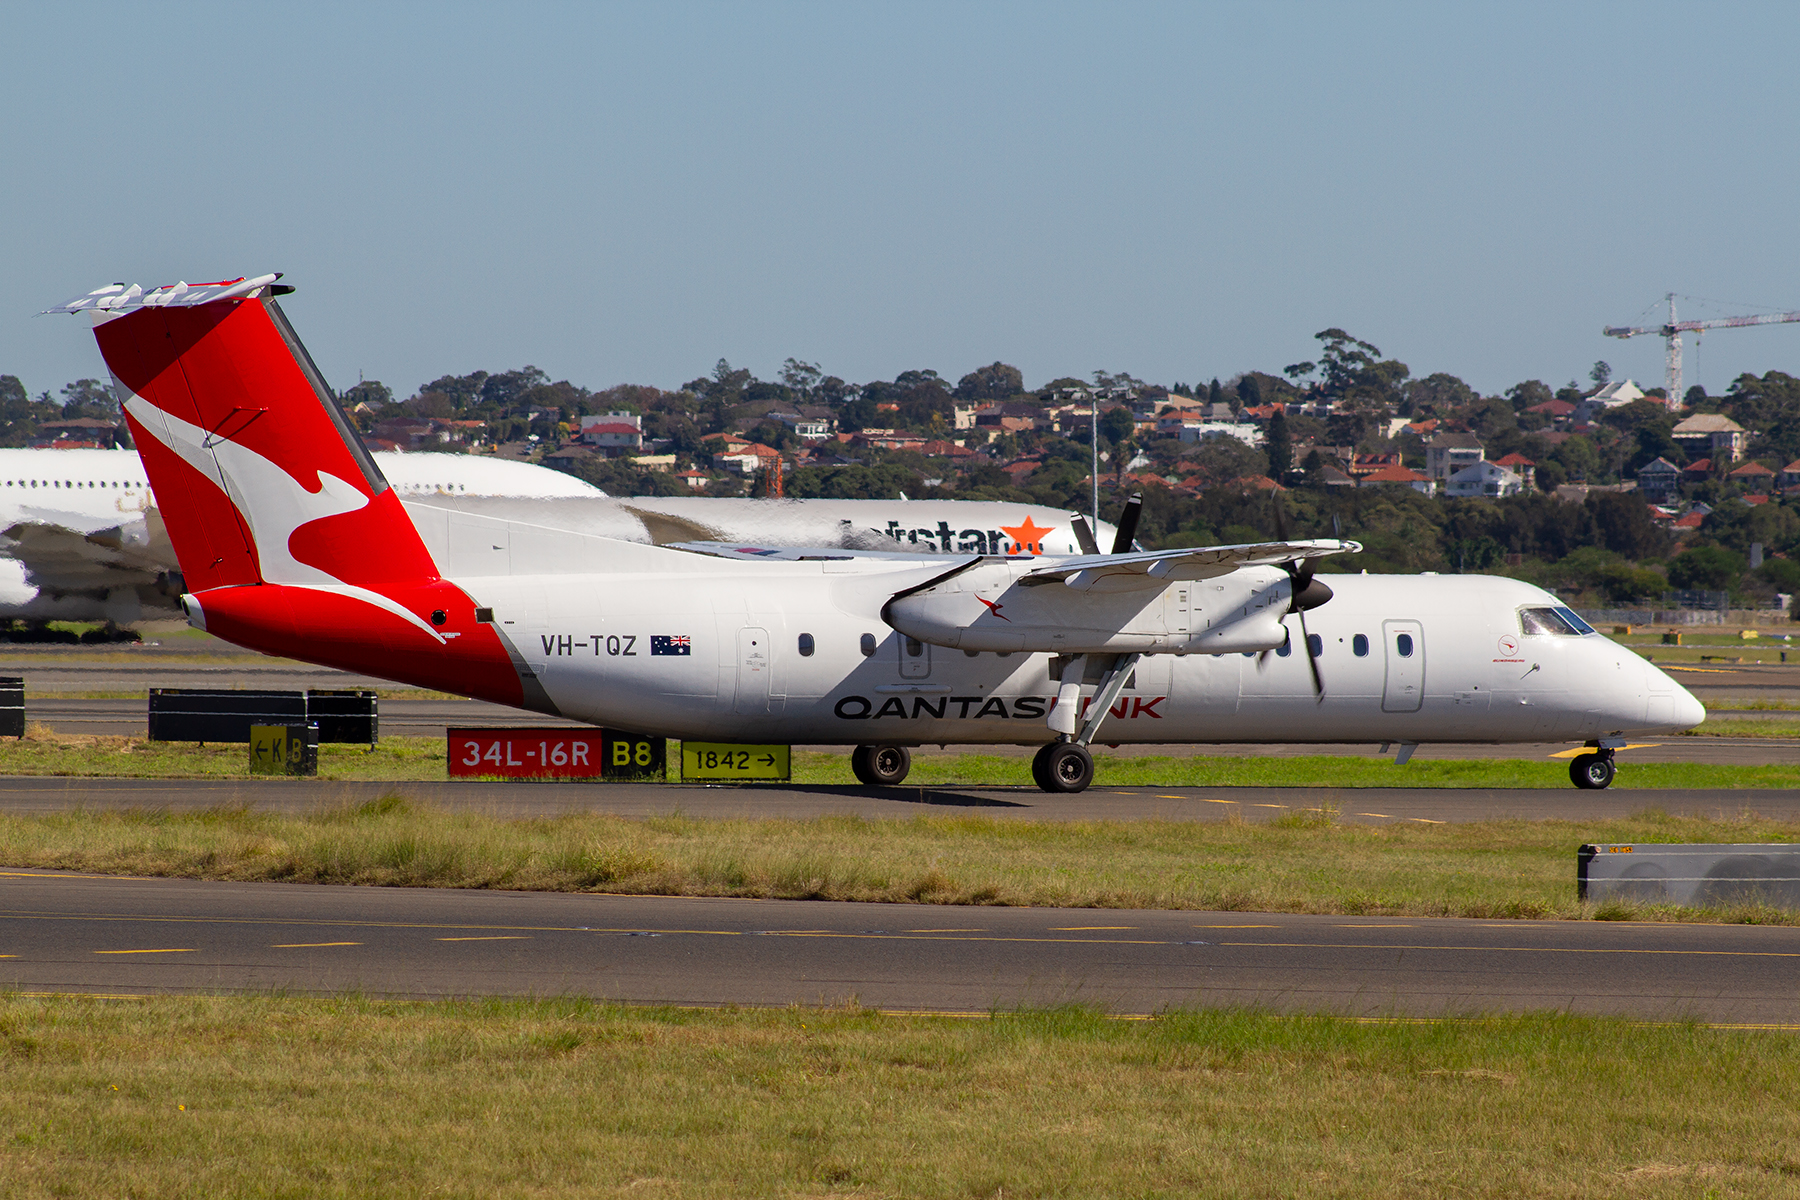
[851,744,911,786]
[1570,748,1616,790]
[1032,740,1094,793]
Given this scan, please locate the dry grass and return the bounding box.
[0,995,1794,1198]
[3,799,1797,922]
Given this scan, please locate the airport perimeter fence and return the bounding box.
[1574,608,1793,627]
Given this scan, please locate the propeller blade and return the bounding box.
[1296,609,1325,700]
[1069,515,1101,556]
[1270,491,1290,542]
[1110,493,1142,554]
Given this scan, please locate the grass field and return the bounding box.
[0,726,1797,787]
[0,994,1793,1199]
[3,799,1795,921]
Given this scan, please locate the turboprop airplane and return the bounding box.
[46,275,1705,791]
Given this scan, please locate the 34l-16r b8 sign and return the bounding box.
[447,728,664,780]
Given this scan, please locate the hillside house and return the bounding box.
[1446,460,1525,499]
[1360,464,1436,495]
[1636,457,1681,501]
[579,411,643,455]
[1672,413,1747,464]
[1425,432,1484,481]
[1729,460,1776,494]
[1493,453,1537,489]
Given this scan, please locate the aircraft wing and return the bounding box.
[883,537,1362,655]
[0,520,170,593]
[667,540,969,564]
[1018,538,1359,590]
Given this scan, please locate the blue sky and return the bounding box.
[5,2,1799,402]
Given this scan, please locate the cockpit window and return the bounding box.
[1554,606,1596,635]
[1519,606,1592,636]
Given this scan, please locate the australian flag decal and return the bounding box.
[650,635,691,656]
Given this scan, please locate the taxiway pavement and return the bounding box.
[1,870,1792,1022]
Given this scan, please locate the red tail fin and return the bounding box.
[99,292,436,594]
[79,280,536,708]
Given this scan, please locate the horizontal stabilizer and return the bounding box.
[42,275,286,315]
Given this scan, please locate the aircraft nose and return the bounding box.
[1670,678,1706,730]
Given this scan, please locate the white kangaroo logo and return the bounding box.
[122,392,446,643]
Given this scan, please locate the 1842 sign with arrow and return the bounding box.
[680,742,791,782]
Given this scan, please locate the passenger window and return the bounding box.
[1276,633,1292,658]
[859,633,877,657]
[904,637,924,657]
[1307,633,1323,657]
[797,633,814,657]
[1396,633,1414,657]
[1353,634,1369,657]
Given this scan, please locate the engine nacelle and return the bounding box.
[883,560,1294,655]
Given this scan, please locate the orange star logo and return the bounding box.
[999,515,1056,555]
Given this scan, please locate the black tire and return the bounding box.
[1038,742,1094,794]
[1570,753,1615,790]
[1030,743,1056,791]
[851,744,911,786]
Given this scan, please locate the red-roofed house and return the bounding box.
[715,442,785,474]
[579,411,643,455]
[1673,511,1705,529]
[675,468,711,491]
[1782,459,1800,491]
[1681,458,1714,484]
[1351,452,1401,478]
[1229,475,1286,493]
[1526,399,1577,422]
[1730,461,1776,493]
[1494,453,1536,489]
[1360,464,1436,495]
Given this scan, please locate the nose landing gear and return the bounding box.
[1570,748,1616,790]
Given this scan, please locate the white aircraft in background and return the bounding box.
[0,455,1100,625]
[0,448,598,623]
[47,274,1705,791]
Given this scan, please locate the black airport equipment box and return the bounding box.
[149,689,379,745]
[304,689,380,745]
[0,677,22,739]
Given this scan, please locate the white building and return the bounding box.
[1179,422,1262,447]
[1572,379,1647,424]
[1445,460,1524,499]
[580,411,643,455]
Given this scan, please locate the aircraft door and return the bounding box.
[1164,586,1189,637]
[734,626,771,714]
[899,635,931,679]
[1381,620,1425,713]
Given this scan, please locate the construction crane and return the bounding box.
[1604,293,1800,412]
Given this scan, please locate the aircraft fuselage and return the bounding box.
[444,565,1702,747]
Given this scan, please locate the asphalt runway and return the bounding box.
[0,775,1795,825]
[1,870,1794,1022]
